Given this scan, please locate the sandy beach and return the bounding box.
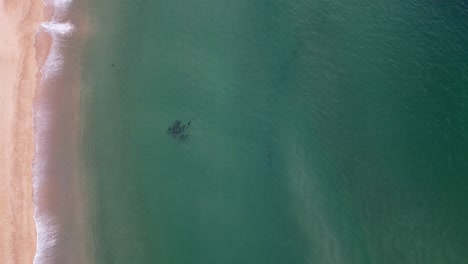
[0,0,44,263]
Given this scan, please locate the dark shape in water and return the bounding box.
[167,120,191,141]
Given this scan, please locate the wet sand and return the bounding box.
[0,0,44,263]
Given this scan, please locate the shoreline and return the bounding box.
[32,0,93,263]
[0,0,44,263]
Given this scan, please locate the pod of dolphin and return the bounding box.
[167,120,190,141]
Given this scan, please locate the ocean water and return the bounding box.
[80,0,468,263]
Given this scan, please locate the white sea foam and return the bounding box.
[32,101,60,264]
[38,21,75,80]
[32,0,76,263]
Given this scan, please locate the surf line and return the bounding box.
[32,0,88,263]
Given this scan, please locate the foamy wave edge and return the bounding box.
[32,0,76,263]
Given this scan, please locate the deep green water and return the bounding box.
[82,0,468,263]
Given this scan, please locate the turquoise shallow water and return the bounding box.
[82,0,468,263]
